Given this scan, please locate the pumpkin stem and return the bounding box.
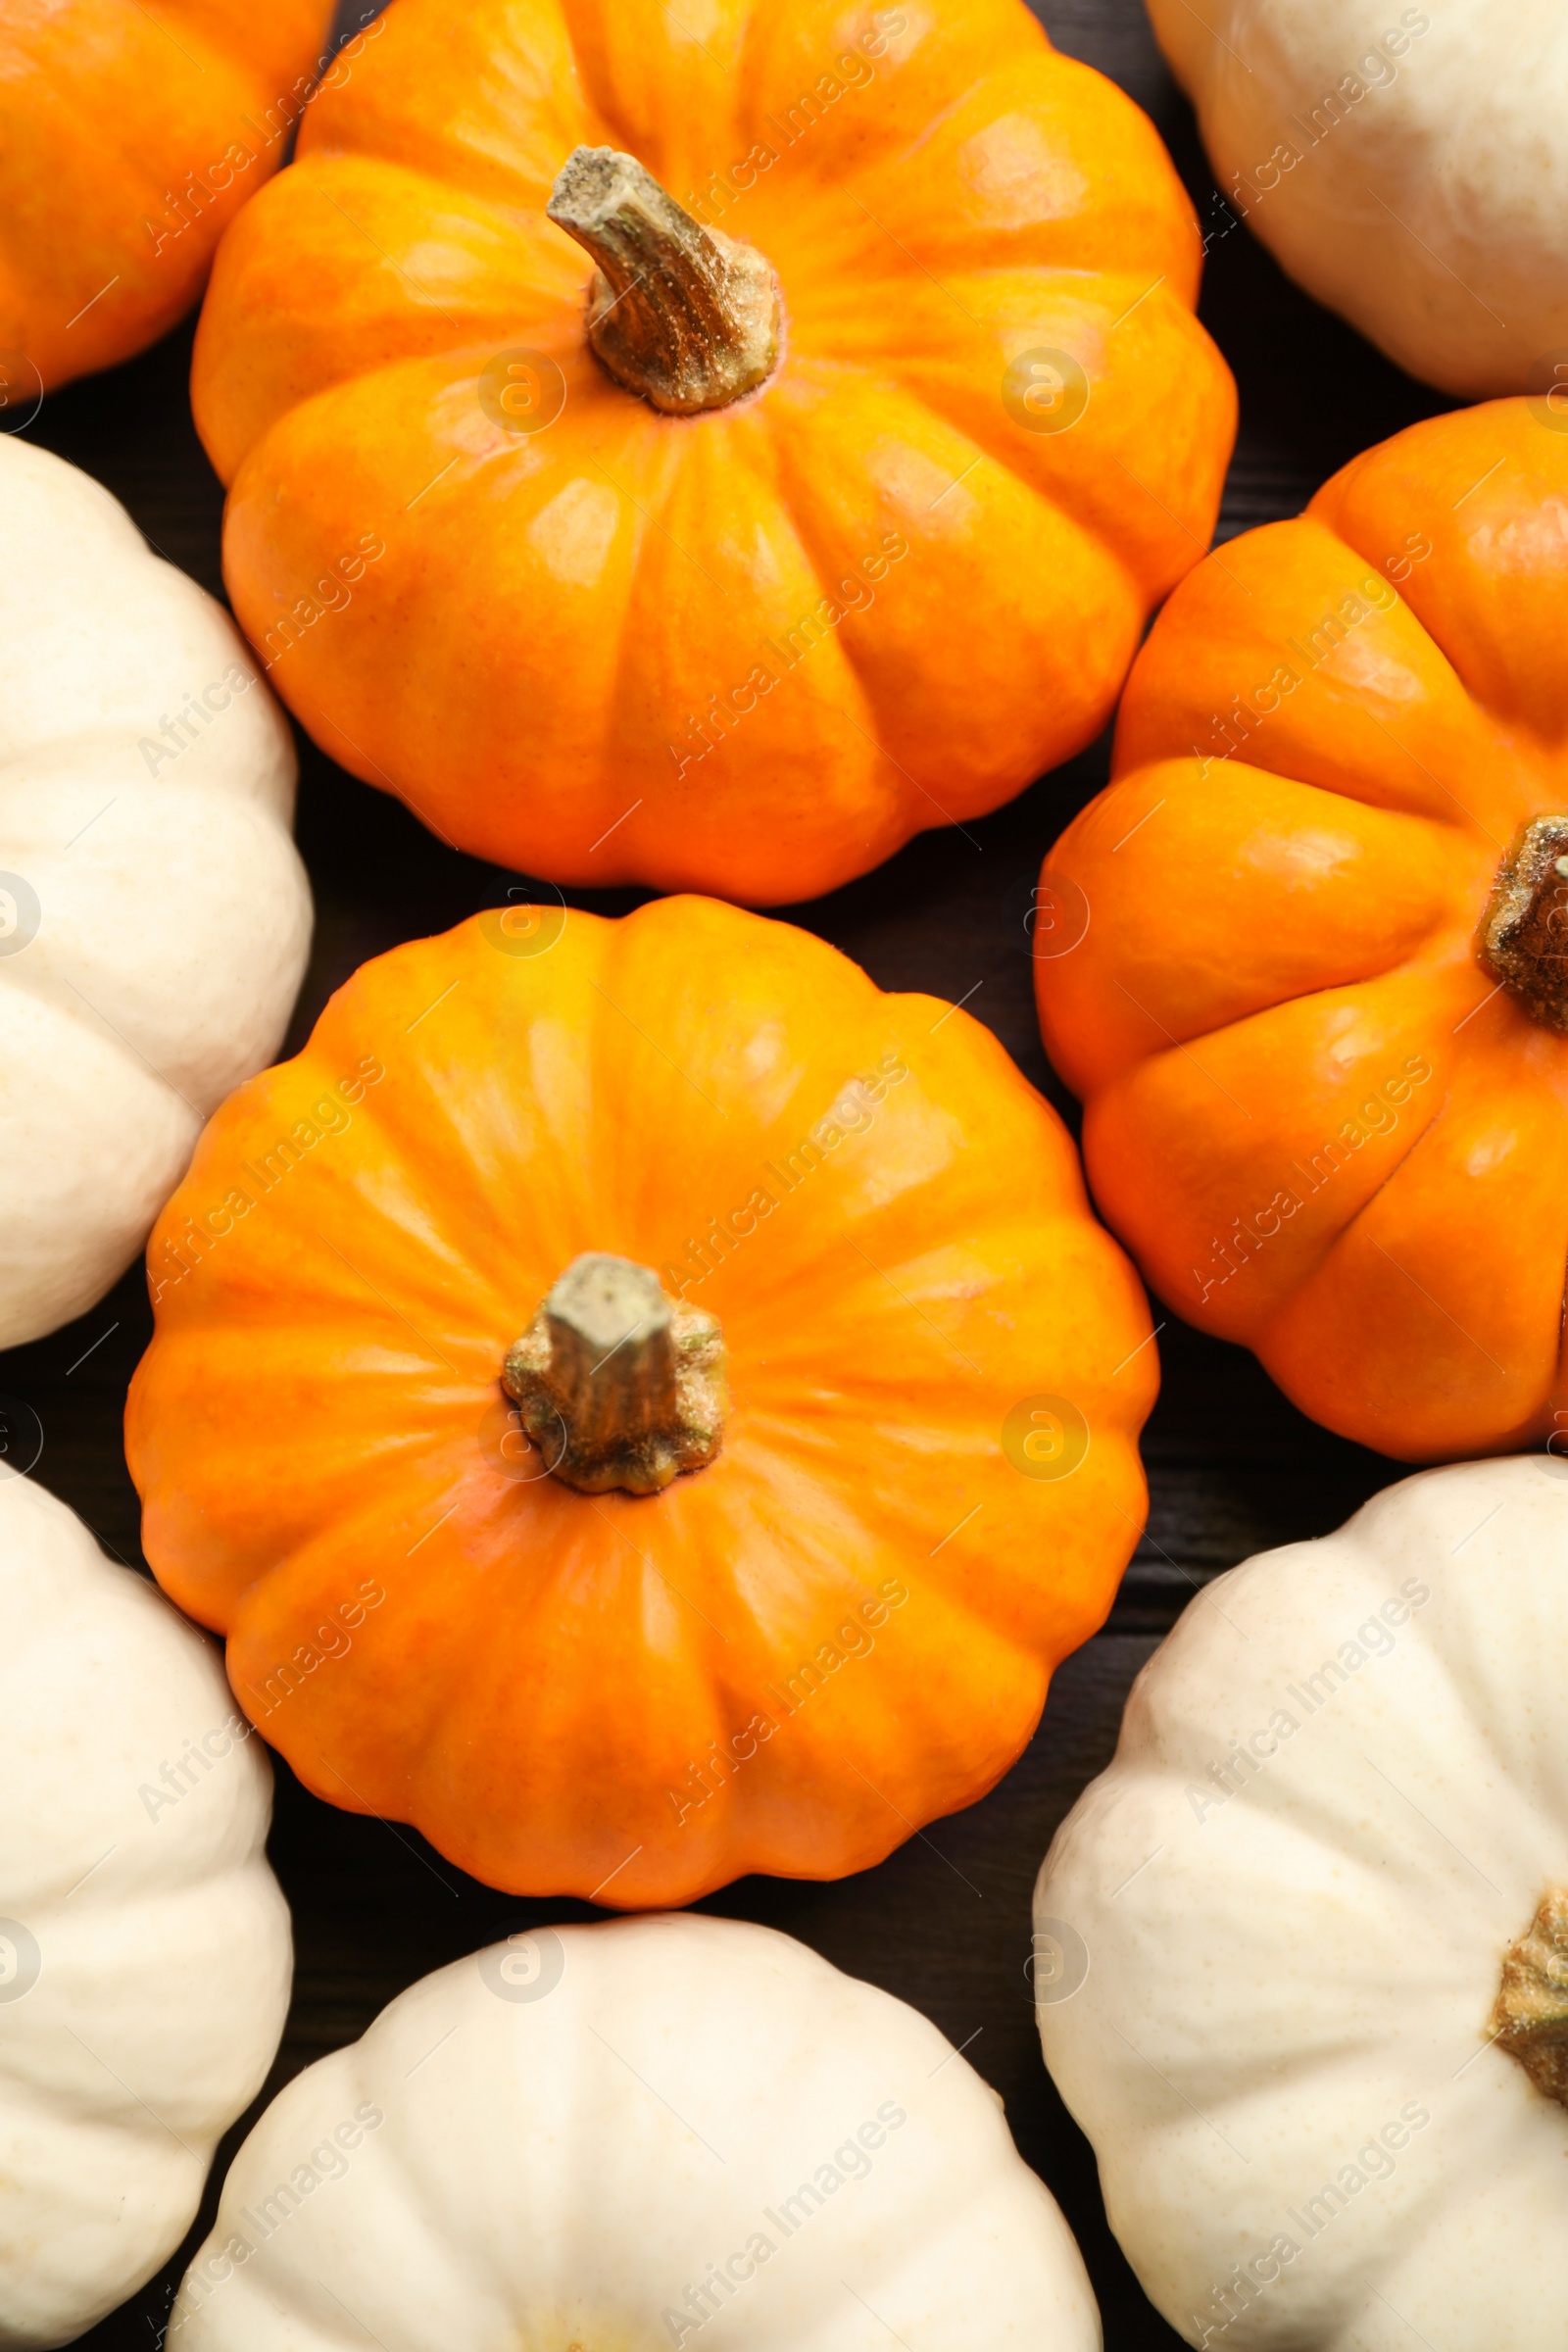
[546,146,780,416]
[1477,813,1568,1033]
[1491,1886,1568,2108]
[502,1252,725,1495]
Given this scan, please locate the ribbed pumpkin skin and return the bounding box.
[1035,401,1568,1465]
[1036,1457,1568,2351]
[190,0,1235,903]
[0,1475,290,2351]
[125,898,1156,1907]
[0,437,312,1350]
[1147,0,1568,400]
[0,0,332,394]
[171,1917,1102,2352]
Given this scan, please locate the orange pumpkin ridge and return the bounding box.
[125,897,1157,1906]
[1035,398,1568,1465]
[0,0,336,395]
[190,0,1236,902]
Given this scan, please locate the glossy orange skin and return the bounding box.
[0,0,332,396]
[190,0,1235,903]
[125,897,1155,1906]
[1036,401,1568,1465]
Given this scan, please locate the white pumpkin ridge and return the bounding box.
[0,436,311,1348]
[171,1912,1101,2351]
[0,1472,292,2349]
[1148,0,1568,397]
[1036,1453,1568,2351]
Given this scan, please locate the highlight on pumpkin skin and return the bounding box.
[189,0,1236,903]
[1033,397,1568,1464]
[124,894,1158,1908]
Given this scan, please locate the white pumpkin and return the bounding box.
[1148,0,1568,396]
[1034,1454,1568,2350]
[171,1913,1099,2351]
[0,1472,291,2348]
[0,435,311,1348]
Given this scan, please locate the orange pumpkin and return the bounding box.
[1035,399,1568,1465]
[189,0,1235,904]
[125,896,1155,1906]
[0,0,334,399]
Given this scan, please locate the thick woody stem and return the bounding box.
[547,146,780,416]
[1477,813,1568,1034]
[1491,1886,1568,2108]
[502,1253,725,1495]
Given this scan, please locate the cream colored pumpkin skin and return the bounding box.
[0,436,311,1348]
[1035,1455,1568,2351]
[1149,0,1568,396]
[172,1914,1100,2351]
[0,1474,292,2351]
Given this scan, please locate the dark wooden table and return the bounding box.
[8,2,1454,2342]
